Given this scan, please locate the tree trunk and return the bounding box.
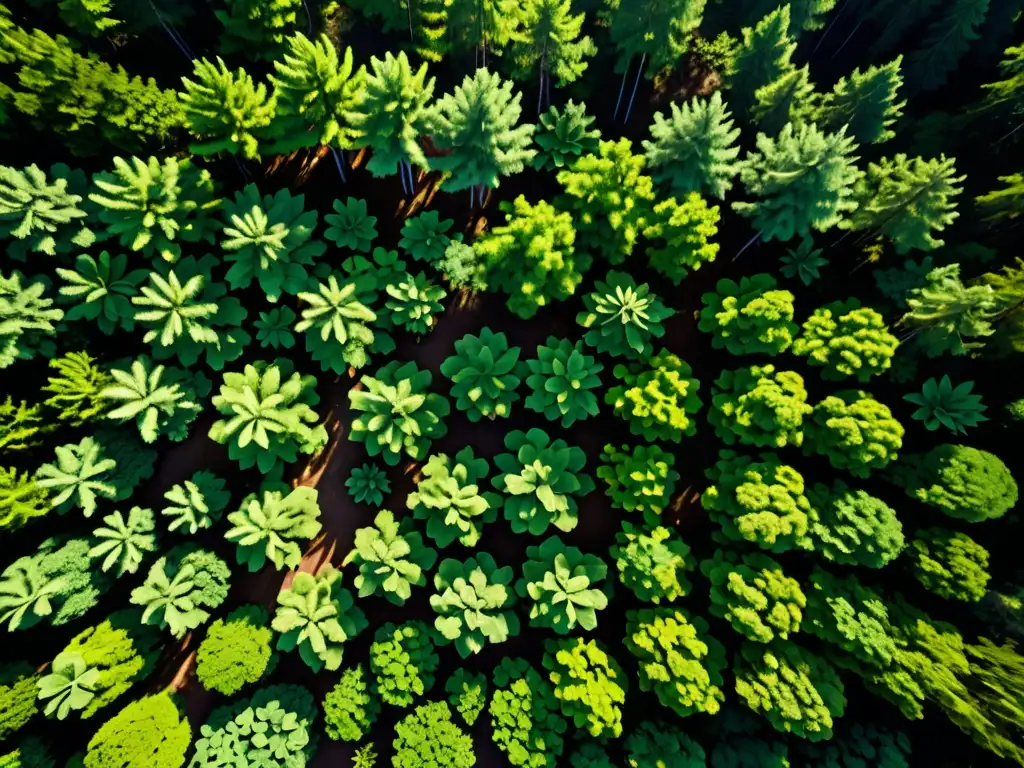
[732,230,762,260]
[623,53,647,123]
[613,58,632,120]
[330,147,347,183]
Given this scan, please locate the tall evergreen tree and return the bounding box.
[752,63,816,135]
[976,174,1024,225]
[734,122,862,243]
[866,0,944,60]
[900,264,1000,357]
[733,0,838,33]
[444,0,519,61]
[815,58,905,145]
[507,0,596,109]
[180,58,276,160]
[426,68,536,199]
[843,154,964,254]
[642,92,743,200]
[981,41,1024,120]
[727,4,798,121]
[55,0,121,37]
[215,0,302,60]
[905,0,991,94]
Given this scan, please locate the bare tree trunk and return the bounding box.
[330,147,347,183]
[613,58,632,120]
[732,230,762,260]
[623,53,647,123]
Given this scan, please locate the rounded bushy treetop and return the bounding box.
[798,722,911,768]
[430,552,520,657]
[699,274,797,356]
[195,605,274,695]
[709,365,812,449]
[490,428,595,536]
[709,736,790,768]
[597,444,679,521]
[524,337,603,427]
[806,481,905,568]
[445,668,488,727]
[625,721,708,768]
[408,448,495,548]
[611,522,695,604]
[644,193,722,285]
[344,509,438,606]
[129,546,230,639]
[793,299,899,381]
[576,271,674,359]
[516,536,609,634]
[891,444,1017,523]
[804,391,904,478]
[702,450,814,553]
[908,527,990,603]
[83,693,190,768]
[606,350,703,442]
[625,607,727,718]
[733,641,846,741]
[393,701,475,768]
[370,621,439,708]
[440,328,524,422]
[543,637,628,738]
[489,657,567,768]
[323,664,379,742]
[701,549,806,643]
[225,486,322,572]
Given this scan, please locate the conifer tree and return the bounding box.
[752,64,816,135]
[899,264,1000,357]
[816,58,906,145]
[55,0,121,37]
[215,0,302,60]
[267,35,365,156]
[731,0,838,34]
[976,174,1024,225]
[0,164,94,260]
[350,52,434,187]
[180,58,276,161]
[728,5,798,121]
[507,0,596,109]
[643,92,743,200]
[734,122,862,243]
[981,40,1024,125]
[443,0,519,61]
[905,0,991,94]
[843,154,964,254]
[427,68,535,198]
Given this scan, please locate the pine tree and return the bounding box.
[266,34,365,155]
[816,58,905,145]
[900,264,1000,357]
[981,41,1024,120]
[727,5,798,121]
[444,0,519,60]
[843,154,964,254]
[905,0,991,94]
[603,0,707,80]
[642,92,743,200]
[865,0,943,61]
[349,52,434,183]
[57,0,121,37]
[426,68,536,196]
[180,58,276,160]
[976,174,1024,225]
[507,0,596,108]
[752,63,816,135]
[215,0,302,60]
[734,122,862,242]
[734,0,838,33]
[0,163,94,260]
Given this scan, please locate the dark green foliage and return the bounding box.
[543,637,628,738]
[385,272,446,335]
[0,663,38,741]
[196,606,274,695]
[727,5,798,120]
[400,211,452,264]
[507,0,596,88]
[709,365,811,449]
[699,274,797,355]
[602,0,706,77]
[577,271,674,359]
[624,721,707,767]
[296,274,376,373]
[806,481,905,568]
[803,391,904,478]
[446,668,488,726]
[709,736,790,768]
[392,701,475,768]
[323,664,379,742]
[606,351,703,442]
[909,527,990,602]
[408,448,495,548]
[431,553,519,657]
[793,299,899,381]
[0,163,93,259]
[489,657,567,767]
[0,271,63,369]
[524,337,603,426]
[781,236,827,285]
[899,263,1000,358]
[533,100,600,171]
[253,307,296,349]
[215,0,302,59]
[798,722,911,768]
[324,198,377,252]
[440,328,524,422]
[611,522,695,604]
[905,0,990,94]
[130,546,230,638]
[904,375,988,434]
[180,58,275,159]
[56,254,147,336]
[643,193,722,284]
[94,428,157,504]
[597,444,679,519]
[83,693,190,768]
[346,463,391,506]
[516,536,609,633]
[0,469,50,533]
[369,621,439,708]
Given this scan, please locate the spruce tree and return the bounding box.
[56,0,121,37]
[752,63,816,135]
[426,68,536,196]
[215,0,302,60]
[976,174,1024,225]
[816,58,905,145]
[728,4,798,121]
[180,58,276,160]
[865,0,943,61]
[266,34,365,155]
[733,0,837,33]
[349,52,434,183]
[734,122,862,242]
[843,154,964,254]
[642,92,743,200]
[0,164,94,260]
[905,0,991,94]
[507,0,596,107]
[900,264,1000,357]
[443,0,519,60]
[981,41,1024,120]
[603,0,707,81]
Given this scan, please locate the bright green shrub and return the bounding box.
[348,360,450,465]
[41,352,110,426]
[440,327,524,422]
[195,605,274,695]
[210,359,327,474]
[35,436,116,518]
[0,271,63,369]
[446,668,487,726]
[0,469,49,534]
[733,641,846,741]
[516,536,608,633]
[698,274,797,355]
[490,657,566,767]
[577,271,674,359]
[643,193,721,284]
[702,450,813,553]
[490,428,595,535]
[431,553,519,657]
[533,100,600,171]
[709,365,811,449]
[272,566,366,672]
[611,522,695,604]
[543,637,628,738]
[385,272,446,335]
[347,463,391,506]
[0,397,49,454]
[701,549,806,643]
[225,486,321,572]
[625,721,707,767]
[130,546,229,639]
[0,663,39,740]
[84,693,190,768]
[908,528,990,603]
[597,444,679,520]
[88,507,158,576]
[369,621,439,708]
[214,0,301,59]
[524,337,603,427]
[624,608,727,718]
[324,198,377,251]
[891,444,1017,522]
[189,685,317,767]
[802,568,897,669]
[56,253,146,335]
[99,357,201,443]
[793,299,899,381]
[37,651,99,720]
[803,391,904,477]
[295,273,376,373]
[392,701,475,768]
[323,664,379,742]
[805,481,904,568]
[344,510,437,606]
[408,448,495,548]
[606,351,703,442]
[160,471,230,535]
[438,240,488,291]
[0,162,93,260]
[400,211,453,263]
